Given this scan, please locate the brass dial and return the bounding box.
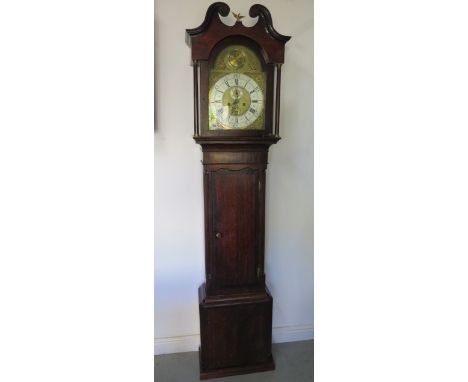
[225,48,247,70]
[209,45,266,130]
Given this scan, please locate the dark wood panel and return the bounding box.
[199,295,273,372]
[202,150,267,165]
[211,168,258,290]
[202,149,268,296]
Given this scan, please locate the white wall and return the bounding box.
[155,0,313,355]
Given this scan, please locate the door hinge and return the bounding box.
[257,267,261,278]
[258,180,262,193]
[208,273,212,280]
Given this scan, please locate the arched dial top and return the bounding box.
[209,44,265,130]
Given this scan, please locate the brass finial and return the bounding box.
[232,12,245,22]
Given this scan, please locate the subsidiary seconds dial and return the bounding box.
[209,73,264,130]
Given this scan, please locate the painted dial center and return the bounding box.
[210,73,264,129]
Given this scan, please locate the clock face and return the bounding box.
[209,45,266,130]
[209,73,264,130]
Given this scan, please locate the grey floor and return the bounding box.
[155,340,313,382]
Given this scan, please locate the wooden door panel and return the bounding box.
[210,168,258,290]
[200,299,272,370]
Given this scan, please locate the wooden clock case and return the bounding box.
[186,3,290,379]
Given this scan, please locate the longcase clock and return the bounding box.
[186,3,290,379]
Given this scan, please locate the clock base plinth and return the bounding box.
[198,284,274,380]
[199,350,275,380]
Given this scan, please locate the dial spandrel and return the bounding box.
[209,45,266,130]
